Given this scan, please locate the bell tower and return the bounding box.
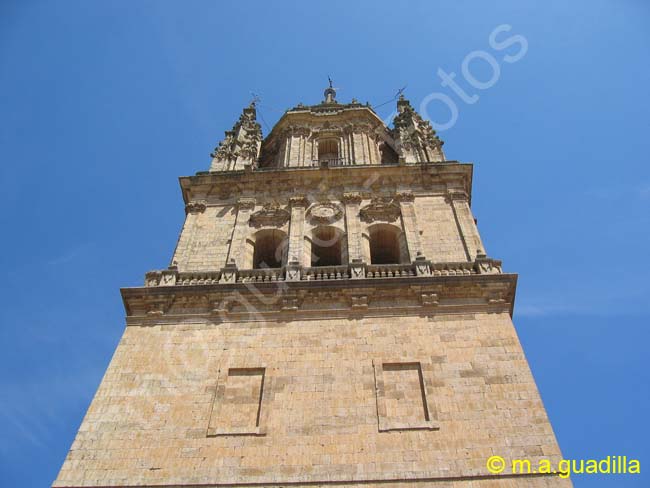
[54,85,571,488]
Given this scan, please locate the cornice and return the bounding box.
[180,162,474,207]
[121,273,517,325]
[268,105,386,138]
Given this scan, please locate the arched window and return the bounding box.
[379,141,399,164]
[310,226,344,267]
[318,138,339,164]
[368,224,404,264]
[251,229,288,269]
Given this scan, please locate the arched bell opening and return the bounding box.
[245,229,289,269]
[309,226,346,267]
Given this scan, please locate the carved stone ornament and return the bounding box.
[249,202,290,228]
[237,198,256,210]
[144,296,174,316]
[185,201,207,214]
[219,259,238,284]
[216,185,232,200]
[281,293,301,312]
[421,292,439,307]
[307,202,343,224]
[210,102,262,163]
[145,271,161,287]
[390,95,445,163]
[476,257,503,275]
[289,195,310,207]
[341,192,362,204]
[446,189,469,203]
[211,297,235,315]
[395,190,415,202]
[350,294,369,310]
[359,197,401,223]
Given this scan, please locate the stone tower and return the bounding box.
[54,85,571,487]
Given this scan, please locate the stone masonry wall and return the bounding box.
[172,205,237,271]
[413,196,469,262]
[53,312,568,487]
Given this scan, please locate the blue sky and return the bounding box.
[1,1,648,486]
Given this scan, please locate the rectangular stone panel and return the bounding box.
[207,367,266,436]
[373,359,439,432]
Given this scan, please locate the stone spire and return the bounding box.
[391,95,445,163]
[210,101,263,171]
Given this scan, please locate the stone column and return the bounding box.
[225,197,256,268]
[396,191,422,262]
[447,189,485,261]
[287,196,309,272]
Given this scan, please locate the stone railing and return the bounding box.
[237,268,285,283]
[302,265,350,281]
[176,271,222,286]
[366,263,417,278]
[144,257,503,287]
[311,157,349,168]
[144,269,222,287]
[430,262,476,276]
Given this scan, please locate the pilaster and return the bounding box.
[447,189,485,261]
[396,190,422,262]
[226,197,256,267]
[287,196,309,270]
[170,202,205,269]
[342,192,363,263]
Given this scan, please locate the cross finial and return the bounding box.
[323,76,337,103]
[249,92,260,107]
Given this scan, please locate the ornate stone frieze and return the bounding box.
[288,126,311,137]
[182,163,473,207]
[249,202,290,228]
[359,197,401,223]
